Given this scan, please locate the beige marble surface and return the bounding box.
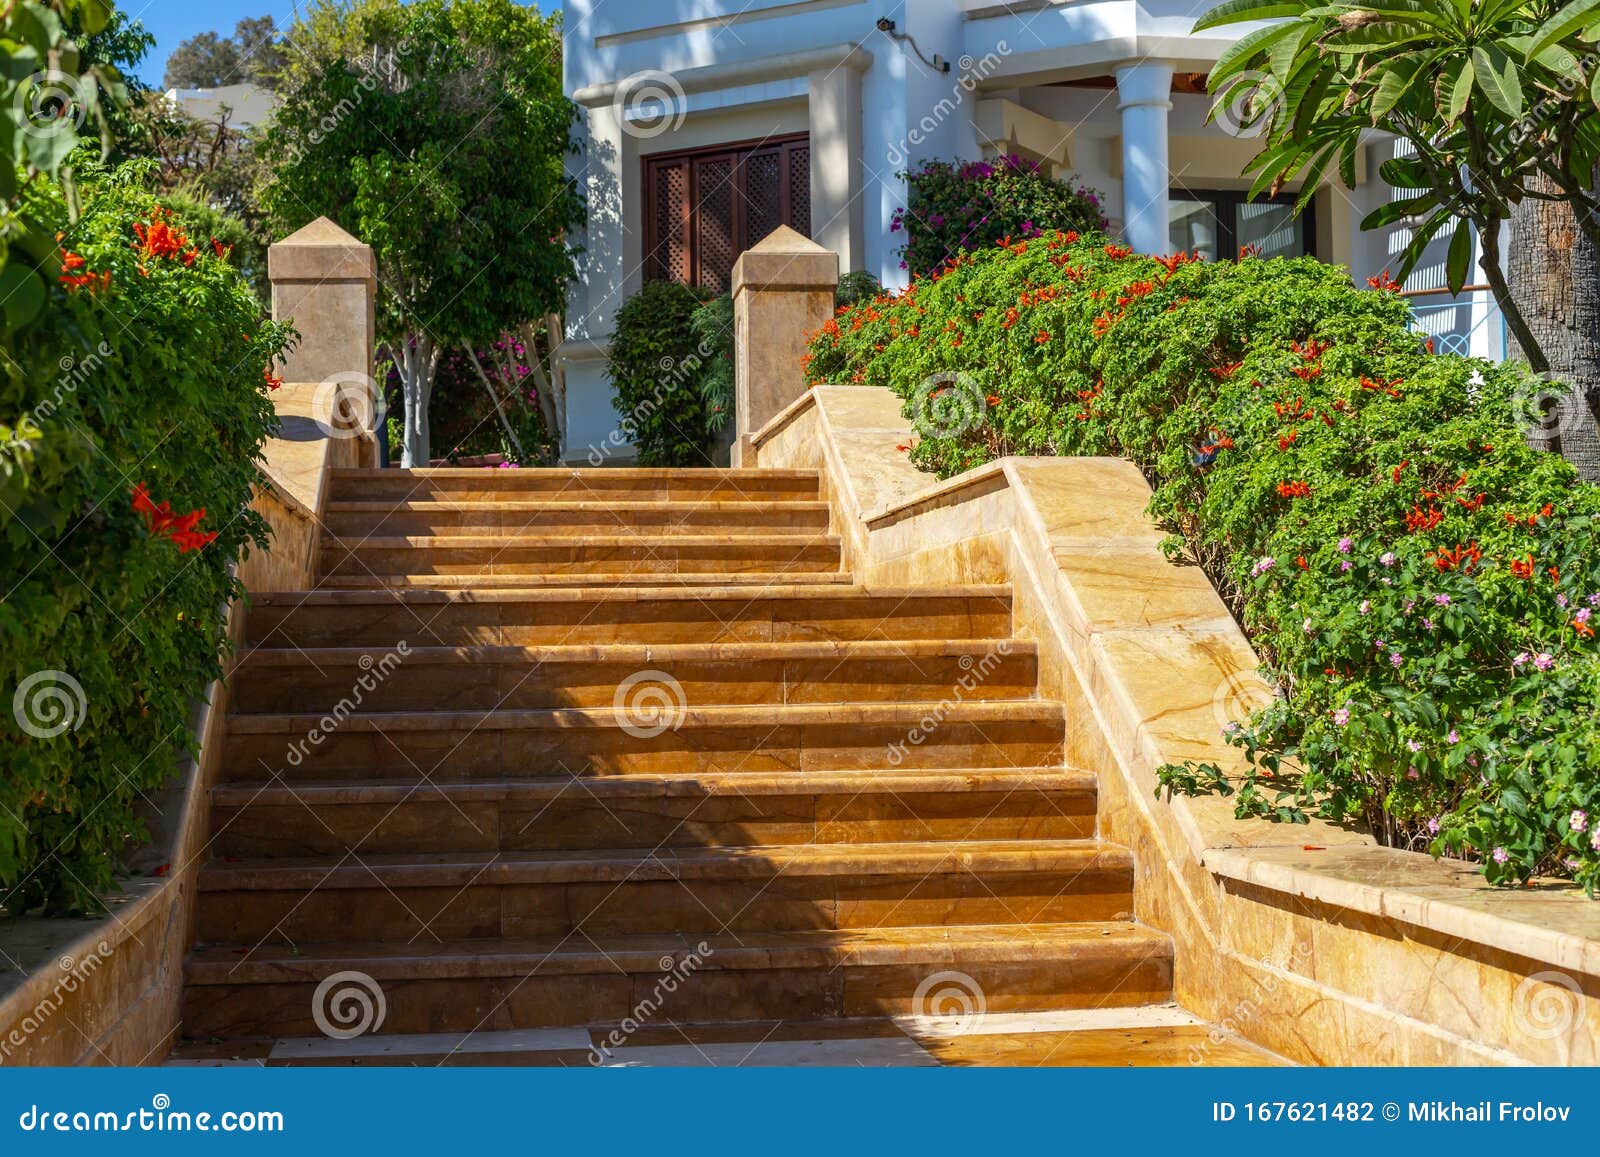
[752,383,1600,1066]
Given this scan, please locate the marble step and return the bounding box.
[313,571,856,590]
[243,585,1011,649]
[219,701,1066,781]
[181,922,1175,1040]
[228,639,1038,713]
[194,839,1134,944]
[330,467,821,503]
[208,767,1099,857]
[323,499,833,536]
[168,1008,1285,1067]
[317,533,843,579]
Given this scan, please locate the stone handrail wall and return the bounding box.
[0,219,377,1066]
[750,384,1600,1065]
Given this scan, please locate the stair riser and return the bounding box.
[320,543,843,578]
[209,790,1098,857]
[220,720,1065,781]
[228,653,1039,714]
[324,508,832,536]
[333,479,821,503]
[245,596,1013,649]
[196,867,1134,945]
[181,953,1174,1041]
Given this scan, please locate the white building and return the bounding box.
[163,82,278,130]
[558,0,1503,461]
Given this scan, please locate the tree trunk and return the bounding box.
[1508,177,1600,481]
[396,332,439,468]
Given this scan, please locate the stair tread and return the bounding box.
[212,766,1096,805]
[322,533,842,548]
[237,638,1034,665]
[333,467,821,480]
[250,583,1012,606]
[326,500,832,512]
[315,572,856,589]
[225,700,1063,732]
[200,838,1130,890]
[188,921,1171,983]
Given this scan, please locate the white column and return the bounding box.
[1115,62,1174,256]
[808,65,864,272]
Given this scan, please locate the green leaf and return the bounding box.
[1210,21,1306,89]
[0,261,46,330]
[1194,0,1307,32]
[1472,45,1524,118]
[1447,56,1473,122]
[1528,0,1600,60]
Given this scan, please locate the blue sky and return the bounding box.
[125,0,305,87]
[127,0,552,89]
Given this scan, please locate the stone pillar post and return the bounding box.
[268,218,380,463]
[730,226,839,466]
[1115,62,1174,256]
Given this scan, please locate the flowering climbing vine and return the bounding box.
[805,231,1600,893]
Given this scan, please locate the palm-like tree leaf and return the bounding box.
[1527,0,1600,60]
[1194,0,1310,31]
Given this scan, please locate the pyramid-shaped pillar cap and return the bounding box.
[269,216,377,283]
[732,225,838,297]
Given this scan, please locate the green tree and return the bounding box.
[0,0,127,345]
[162,16,284,90]
[260,0,582,466]
[1194,0,1600,441]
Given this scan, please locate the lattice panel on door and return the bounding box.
[648,160,691,284]
[742,150,782,248]
[788,145,811,239]
[641,133,811,291]
[695,156,736,294]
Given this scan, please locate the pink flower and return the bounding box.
[1434,594,1451,606]
[1513,652,1530,667]
[1340,560,1354,572]
[1333,707,1350,726]
[1380,552,1397,567]
[1303,617,1315,634]
[1406,767,1419,780]
[1338,537,1353,553]
[1592,830,1600,853]
[1427,817,1440,834]
[1390,651,1405,667]
[1577,608,1592,625]
[1359,600,1371,615]
[1447,730,1460,745]
[1251,556,1277,577]
[1406,739,1423,753]
[1492,847,1510,864]
[1534,652,1555,671]
[1572,810,1590,834]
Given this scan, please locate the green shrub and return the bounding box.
[835,270,882,310]
[890,155,1108,279]
[1,167,290,915]
[606,281,718,465]
[689,295,734,435]
[805,232,1600,892]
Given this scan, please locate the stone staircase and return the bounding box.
[178,466,1260,1064]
